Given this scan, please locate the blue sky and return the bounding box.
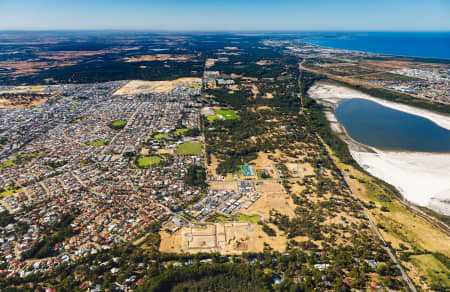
[0,0,449,31]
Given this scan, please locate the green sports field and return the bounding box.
[154,133,169,139]
[137,156,161,168]
[215,109,239,120]
[207,115,220,121]
[88,139,109,146]
[177,142,202,155]
[237,214,261,223]
[108,120,127,130]
[174,128,188,135]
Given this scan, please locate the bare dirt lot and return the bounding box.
[0,96,48,109]
[256,60,272,66]
[209,181,239,191]
[124,54,194,62]
[249,151,281,179]
[205,58,217,68]
[159,222,287,254]
[243,189,296,219]
[0,50,114,78]
[113,78,201,95]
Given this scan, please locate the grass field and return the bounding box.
[174,128,188,135]
[257,169,271,180]
[187,84,200,89]
[137,156,161,168]
[109,120,127,130]
[216,109,239,120]
[238,214,261,223]
[207,115,220,121]
[411,254,450,289]
[0,160,16,170]
[216,215,232,222]
[88,139,109,146]
[0,152,41,170]
[1,186,21,197]
[177,142,202,155]
[154,133,169,140]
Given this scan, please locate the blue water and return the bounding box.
[302,32,450,59]
[335,98,450,152]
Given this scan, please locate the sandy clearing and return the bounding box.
[205,58,217,68]
[209,181,238,191]
[244,191,296,219]
[159,222,286,254]
[114,78,201,95]
[251,84,259,98]
[156,148,175,155]
[124,54,193,62]
[351,150,450,214]
[308,82,450,130]
[256,60,272,66]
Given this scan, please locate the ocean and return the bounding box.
[302,32,450,59]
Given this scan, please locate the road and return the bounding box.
[298,62,416,292]
[339,165,417,292]
[318,137,417,292]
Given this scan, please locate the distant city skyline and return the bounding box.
[0,0,449,31]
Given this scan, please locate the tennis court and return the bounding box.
[241,165,255,176]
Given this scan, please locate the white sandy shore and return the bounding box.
[352,150,450,213]
[308,82,450,215]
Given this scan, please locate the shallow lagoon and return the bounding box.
[335,98,450,152]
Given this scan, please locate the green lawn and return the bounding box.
[216,215,231,222]
[137,156,161,168]
[154,133,169,140]
[0,152,41,170]
[207,115,220,121]
[174,128,188,135]
[187,84,200,89]
[0,160,16,170]
[88,139,109,146]
[216,110,239,120]
[1,186,21,197]
[257,169,271,180]
[238,214,261,223]
[109,120,127,130]
[411,254,450,290]
[177,142,202,155]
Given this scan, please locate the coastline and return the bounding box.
[308,82,450,216]
[300,32,450,60]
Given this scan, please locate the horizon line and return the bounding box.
[1,29,449,33]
